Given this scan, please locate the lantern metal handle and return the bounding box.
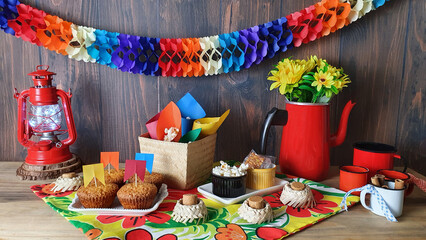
[36,65,50,71]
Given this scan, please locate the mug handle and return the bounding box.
[360,190,373,212]
[258,108,288,154]
[393,154,407,172]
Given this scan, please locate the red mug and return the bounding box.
[353,142,407,179]
[339,165,369,196]
[377,169,414,196]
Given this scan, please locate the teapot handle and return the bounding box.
[259,108,288,154]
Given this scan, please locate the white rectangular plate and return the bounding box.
[197,178,288,205]
[68,184,168,216]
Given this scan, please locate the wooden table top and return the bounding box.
[0,162,425,240]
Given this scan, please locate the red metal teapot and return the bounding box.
[260,100,355,181]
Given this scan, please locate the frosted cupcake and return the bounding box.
[76,182,119,208]
[117,182,157,209]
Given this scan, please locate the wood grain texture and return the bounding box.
[0,0,424,176]
[396,0,426,175]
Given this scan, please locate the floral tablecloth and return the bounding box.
[31,174,359,240]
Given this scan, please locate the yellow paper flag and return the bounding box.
[83,163,105,187]
[193,109,230,136]
[101,152,119,170]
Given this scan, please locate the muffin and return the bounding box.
[117,182,158,209]
[104,169,125,186]
[128,171,164,190]
[77,182,119,208]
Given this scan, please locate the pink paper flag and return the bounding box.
[123,160,146,182]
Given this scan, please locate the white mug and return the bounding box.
[360,182,405,218]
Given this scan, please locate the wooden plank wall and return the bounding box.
[0,0,424,175]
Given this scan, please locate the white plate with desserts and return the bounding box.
[198,178,288,205]
[68,184,169,216]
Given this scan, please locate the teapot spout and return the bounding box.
[330,100,356,147]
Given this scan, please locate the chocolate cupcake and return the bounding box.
[117,182,157,209]
[104,169,125,186]
[77,183,119,208]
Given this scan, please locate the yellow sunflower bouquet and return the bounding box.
[267,56,350,103]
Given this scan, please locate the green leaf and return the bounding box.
[302,75,315,81]
[300,80,313,85]
[299,85,315,94]
[331,85,339,94]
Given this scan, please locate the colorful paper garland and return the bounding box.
[0,0,392,77]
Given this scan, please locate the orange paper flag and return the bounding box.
[101,152,119,170]
[156,101,182,142]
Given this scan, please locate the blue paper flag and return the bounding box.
[135,153,154,174]
[176,92,206,120]
[181,117,194,136]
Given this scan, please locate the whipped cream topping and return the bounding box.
[212,161,249,177]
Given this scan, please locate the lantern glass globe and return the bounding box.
[28,104,62,132]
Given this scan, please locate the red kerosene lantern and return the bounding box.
[14,65,81,180]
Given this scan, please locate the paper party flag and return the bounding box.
[135,153,154,174]
[123,160,146,182]
[181,117,193,136]
[146,112,161,140]
[156,101,182,142]
[176,93,206,120]
[179,128,202,143]
[83,163,105,187]
[193,109,230,136]
[100,152,119,170]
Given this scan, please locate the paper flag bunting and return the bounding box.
[0,0,393,78]
[66,24,96,62]
[36,15,73,55]
[250,26,268,65]
[100,152,119,170]
[176,92,206,120]
[87,29,119,68]
[8,4,46,45]
[199,36,223,76]
[83,163,105,187]
[156,101,182,141]
[135,153,154,174]
[146,111,161,140]
[140,37,162,76]
[314,0,351,36]
[193,109,230,136]
[0,0,20,35]
[179,128,202,143]
[239,29,258,69]
[124,159,146,182]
